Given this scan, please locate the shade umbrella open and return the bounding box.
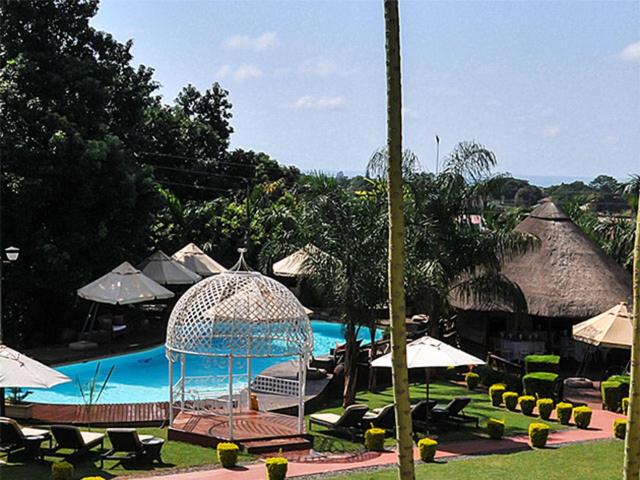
[139,250,202,286]
[573,302,633,349]
[273,244,325,277]
[171,243,226,277]
[372,336,485,430]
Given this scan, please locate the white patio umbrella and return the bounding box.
[171,243,226,277]
[372,336,485,429]
[273,244,325,277]
[139,250,202,286]
[573,302,633,349]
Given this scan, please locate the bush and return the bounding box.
[528,423,550,448]
[522,372,559,400]
[503,391,519,411]
[614,419,627,439]
[266,457,288,480]
[537,398,555,420]
[601,380,623,412]
[81,478,106,480]
[573,406,592,429]
[486,418,505,439]
[608,375,630,395]
[465,372,480,390]
[475,365,522,392]
[489,384,506,407]
[622,397,630,415]
[51,461,74,480]
[519,395,536,416]
[418,438,438,462]
[556,402,573,425]
[364,427,386,451]
[217,442,239,468]
[524,355,560,374]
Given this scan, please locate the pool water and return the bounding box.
[29,320,380,404]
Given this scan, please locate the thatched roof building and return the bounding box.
[456,200,631,319]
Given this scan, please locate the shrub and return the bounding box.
[528,423,550,448]
[537,398,554,420]
[465,372,480,390]
[573,406,593,429]
[475,365,522,392]
[614,419,627,440]
[601,380,623,412]
[81,478,106,480]
[503,391,519,411]
[418,438,438,462]
[608,375,630,395]
[51,461,74,480]
[364,427,386,451]
[524,355,560,374]
[622,397,630,415]
[556,402,573,425]
[522,372,559,400]
[519,395,536,416]
[217,442,239,468]
[486,418,505,439]
[265,457,288,480]
[489,384,506,407]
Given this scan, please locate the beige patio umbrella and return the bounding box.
[172,243,226,277]
[139,250,202,285]
[273,244,324,277]
[77,261,175,305]
[572,302,633,349]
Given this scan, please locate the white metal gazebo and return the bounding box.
[165,252,313,438]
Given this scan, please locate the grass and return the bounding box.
[320,440,624,480]
[0,426,253,479]
[308,380,567,453]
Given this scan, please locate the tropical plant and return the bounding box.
[76,362,114,429]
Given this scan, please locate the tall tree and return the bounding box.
[624,194,640,480]
[383,1,415,479]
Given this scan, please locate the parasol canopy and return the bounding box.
[139,250,202,285]
[572,302,633,349]
[171,243,226,277]
[0,345,70,389]
[77,262,174,305]
[372,336,485,369]
[273,244,324,277]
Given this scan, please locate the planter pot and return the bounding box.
[6,403,34,419]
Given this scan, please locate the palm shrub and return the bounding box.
[364,427,386,451]
[265,457,288,480]
[465,372,480,390]
[537,398,555,420]
[503,391,519,411]
[489,384,506,407]
[417,438,438,462]
[528,423,550,448]
[556,402,573,425]
[486,418,505,439]
[519,395,536,416]
[614,419,627,440]
[216,442,239,468]
[573,406,593,429]
[51,461,74,480]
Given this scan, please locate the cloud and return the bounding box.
[619,41,640,62]
[300,59,339,77]
[217,64,263,82]
[542,126,561,138]
[293,95,345,110]
[222,32,278,51]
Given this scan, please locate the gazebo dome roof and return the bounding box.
[166,269,313,358]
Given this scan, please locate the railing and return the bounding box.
[251,374,300,397]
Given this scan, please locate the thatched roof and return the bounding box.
[455,200,631,319]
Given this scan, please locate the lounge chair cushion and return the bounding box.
[310,413,341,425]
[139,434,155,442]
[21,427,50,438]
[80,431,105,446]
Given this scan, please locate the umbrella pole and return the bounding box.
[425,368,430,434]
[0,388,4,417]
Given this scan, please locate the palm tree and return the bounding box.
[383,1,415,479]
[623,194,640,480]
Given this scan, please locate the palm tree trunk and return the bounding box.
[342,320,358,407]
[384,1,415,479]
[624,197,640,480]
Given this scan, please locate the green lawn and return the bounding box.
[320,440,623,480]
[308,381,566,453]
[0,426,253,479]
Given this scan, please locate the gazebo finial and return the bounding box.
[230,247,252,272]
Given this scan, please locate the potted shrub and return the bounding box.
[465,372,480,390]
[573,406,593,429]
[519,395,536,416]
[486,418,505,439]
[614,419,627,440]
[528,423,550,448]
[5,388,34,420]
[265,456,288,480]
[489,384,506,407]
[217,442,240,468]
[503,391,519,411]
[536,398,554,420]
[364,427,386,451]
[417,438,438,462]
[556,402,573,425]
[51,461,74,480]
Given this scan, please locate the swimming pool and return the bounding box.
[29,320,379,404]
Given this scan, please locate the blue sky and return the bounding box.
[92,0,640,183]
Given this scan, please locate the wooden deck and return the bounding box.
[31,402,169,426]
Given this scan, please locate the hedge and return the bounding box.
[522,372,559,400]
[465,372,480,390]
[573,406,592,429]
[489,384,506,407]
[614,419,627,440]
[519,395,536,416]
[217,442,239,468]
[524,355,560,374]
[537,398,554,420]
[556,402,573,425]
[503,391,519,411]
[266,457,288,480]
[365,427,386,451]
[601,380,624,412]
[528,423,550,448]
[418,438,438,462]
[475,365,522,393]
[486,418,505,439]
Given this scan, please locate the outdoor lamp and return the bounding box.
[4,246,19,262]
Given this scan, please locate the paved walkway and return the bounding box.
[129,406,623,480]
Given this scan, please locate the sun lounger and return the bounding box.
[431,397,479,428]
[363,403,395,430]
[49,425,104,458]
[100,428,165,467]
[410,399,437,431]
[309,404,368,440]
[0,417,50,460]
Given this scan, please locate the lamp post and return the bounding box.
[0,245,20,416]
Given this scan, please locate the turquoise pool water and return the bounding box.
[29,320,379,405]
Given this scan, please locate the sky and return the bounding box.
[92,0,640,184]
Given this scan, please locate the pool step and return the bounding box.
[240,436,312,454]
